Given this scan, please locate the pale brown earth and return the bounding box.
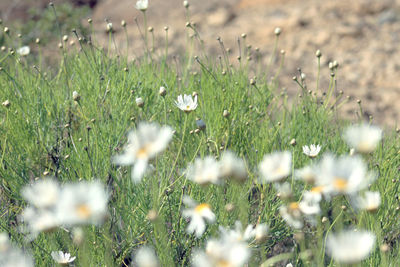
[2,0,400,127]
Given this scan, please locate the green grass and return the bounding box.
[0,12,400,267]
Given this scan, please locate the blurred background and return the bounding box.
[1,0,399,127]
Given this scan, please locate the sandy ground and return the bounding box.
[2,0,400,127]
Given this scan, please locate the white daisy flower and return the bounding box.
[219,151,247,182]
[20,207,59,238]
[302,144,321,158]
[295,165,318,184]
[326,230,375,264]
[17,46,30,56]
[182,196,215,238]
[351,191,381,212]
[56,180,109,226]
[186,156,221,185]
[192,226,251,267]
[113,122,173,183]
[51,251,76,265]
[279,202,303,229]
[313,154,375,196]
[135,0,148,11]
[135,246,159,267]
[175,94,198,112]
[0,233,33,267]
[343,124,382,154]
[21,179,60,209]
[299,191,321,216]
[259,151,292,183]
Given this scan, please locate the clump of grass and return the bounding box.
[0,1,399,266]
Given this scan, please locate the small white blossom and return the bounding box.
[326,230,375,264]
[56,180,109,226]
[343,124,382,154]
[17,46,30,56]
[113,122,173,182]
[279,202,303,229]
[175,94,198,112]
[182,196,215,238]
[302,144,321,158]
[135,246,159,267]
[299,191,321,216]
[351,191,381,212]
[192,224,251,267]
[219,151,247,182]
[51,251,76,265]
[259,151,292,183]
[186,156,221,185]
[21,179,60,209]
[72,91,81,101]
[0,233,33,267]
[135,0,149,11]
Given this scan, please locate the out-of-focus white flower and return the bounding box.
[219,151,247,182]
[299,191,321,215]
[351,191,381,212]
[302,144,321,158]
[313,154,375,196]
[326,230,375,264]
[286,264,293,267]
[274,182,292,199]
[51,251,76,265]
[295,165,318,184]
[17,46,30,56]
[192,224,251,267]
[113,122,173,182]
[136,97,144,107]
[182,196,215,238]
[279,202,303,229]
[21,179,60,209]
[72,91,81,101]
[0,233,33,267]
[343,124,382,154]
[20,207,59,238]
[186,156,221,185]
[56,180,109,226]
[106,22,113,32]
[175,94,198,112]
[135,0,149,11]
[135,246,159,267]
[259,151,292,183]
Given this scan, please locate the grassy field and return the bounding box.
[0,3,400,266]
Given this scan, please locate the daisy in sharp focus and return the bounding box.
[56,180,109,226]
[326,230,375,264]
[302,144,321,158]
[51,251,76,265]
[259,151,292,183]
[175,94,198,113]
[343,124,382,154]
[113,122,174,183]
[182,196,215,238]
[186,156,221,185]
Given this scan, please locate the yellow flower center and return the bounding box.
[216,260,232,267]
[289,202,299,211]
[136,144,151,159]
[195,203,211,214]
[186,105,191,110]
[76,204,91,219]
[311,186,324,193]
[358,141,372,153]
[333,178,348,191]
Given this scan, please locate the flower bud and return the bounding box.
[72,91,81,101]
[159,86,167,97]
[136,97,144,107]
[274,27,281,36]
